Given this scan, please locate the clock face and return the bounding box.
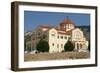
[74,31,82,40]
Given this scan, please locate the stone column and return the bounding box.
[75,42,77,51]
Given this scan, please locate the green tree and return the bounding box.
[64,40,74,51]
[36,39,49,52]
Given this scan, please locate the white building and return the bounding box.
[30,18,89,53]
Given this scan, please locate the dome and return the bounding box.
[60,18,74,25]
[59,18,75,31]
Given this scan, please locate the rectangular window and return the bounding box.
[61,44,63,48]
[51,34,55,37]
[58,36,59,38]
[65,36,67,39]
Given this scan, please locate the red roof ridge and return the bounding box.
[60,18,75,25]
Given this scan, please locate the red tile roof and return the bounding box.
[39,25,52,28]
[60,18,75,24]
[55,28,72,35]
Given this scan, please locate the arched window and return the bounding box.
[65,36,67,39]
[52,43,54,46]
[61,36,63,39]
[74,31,82,40]
[51,31,56,37]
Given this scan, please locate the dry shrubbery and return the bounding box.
[24,52,90,61]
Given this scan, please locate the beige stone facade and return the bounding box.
[25,18,89,53]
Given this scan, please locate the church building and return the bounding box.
[27,18,89,53]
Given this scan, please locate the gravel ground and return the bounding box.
[24,52,90,61]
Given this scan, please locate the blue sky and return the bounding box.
[24,11,90,32]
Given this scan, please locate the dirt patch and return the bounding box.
[24,52,90,61]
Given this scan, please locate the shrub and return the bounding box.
[64,40,74,51]
[36,39,49,52]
